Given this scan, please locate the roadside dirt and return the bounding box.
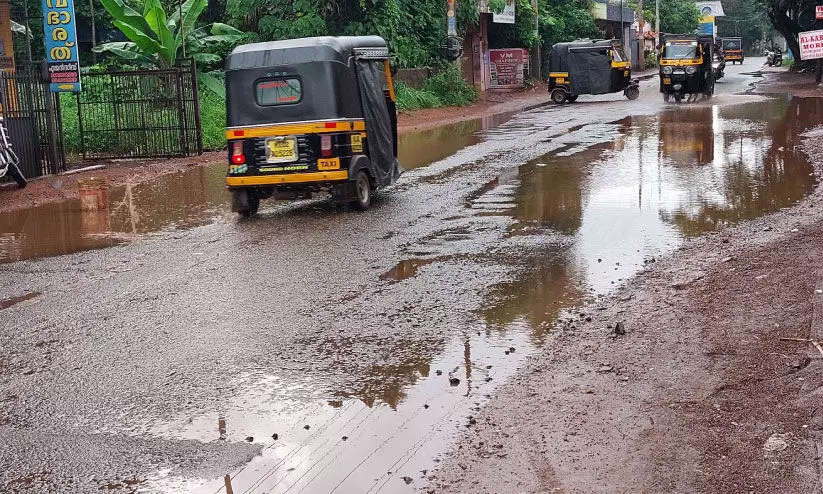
[430,110,823,489]
[0,85,549,214]
[754,66,823,97]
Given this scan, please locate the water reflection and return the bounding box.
[0,165,230,263]
[476,95,820,322]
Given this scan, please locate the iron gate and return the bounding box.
[76,62,203,160]
[0,65,66,179]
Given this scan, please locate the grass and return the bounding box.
[199,92,227,151]
[395,65,478,112]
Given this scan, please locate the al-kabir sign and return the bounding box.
[799,30,823,60]
[42,0,81,92]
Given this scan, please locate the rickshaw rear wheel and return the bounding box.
[568,95,578,102]
[352,171,373,211]
[624,86,640,100]
[239,196,259,218]
[232,189,259,217]
[550,89,568,104]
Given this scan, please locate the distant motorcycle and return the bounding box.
[0,117,27,188]
[712,52,726,80]
[765,49,783,67]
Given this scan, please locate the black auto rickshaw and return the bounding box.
[659,34,715,103]
[547,39,639,104]
[224,36,402,216]
[722,37,744,64]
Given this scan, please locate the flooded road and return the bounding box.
[1,64,822,493]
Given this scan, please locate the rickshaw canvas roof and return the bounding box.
[227,36,388,70]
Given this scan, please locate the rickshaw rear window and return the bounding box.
[256,78,302,106]
[724,40,741,50]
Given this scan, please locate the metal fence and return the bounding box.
[0,65,66,179]
[76,62,203,160]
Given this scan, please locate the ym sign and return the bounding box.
[42,0,81,92]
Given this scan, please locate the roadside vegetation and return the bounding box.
[395,65,479,112]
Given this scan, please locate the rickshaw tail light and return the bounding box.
[232,141,246,164]
[320,135,333,157]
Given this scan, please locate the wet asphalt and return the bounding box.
[1,60,820,493]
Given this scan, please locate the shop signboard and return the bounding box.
[489,48,528,88]
[493,0,515,24]
[799,29,823,60]
[42,0,82,92]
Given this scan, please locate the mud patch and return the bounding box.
[0,291,40,310]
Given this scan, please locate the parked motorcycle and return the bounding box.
[765,49,783,67]
[0,117,27,188]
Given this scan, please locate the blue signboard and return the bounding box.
[41,0,81,92]
[699,22,714,36]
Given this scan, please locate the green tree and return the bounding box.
[643,0,700,34]
[716,0,769,54]
[94,0,245,92]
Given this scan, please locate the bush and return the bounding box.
[395,65,478,112]
[395,82,442,111]
[644,51,658,68]
[421,65,478,107]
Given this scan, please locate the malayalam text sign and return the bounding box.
[42,0,81,92]
[799,30,823,61]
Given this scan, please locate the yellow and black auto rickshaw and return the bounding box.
[547,39,639,104]
[659,34,715,103]
[224,36,402,216]
[722,37,744,64]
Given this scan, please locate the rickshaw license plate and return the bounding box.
[350,134,363,153]
[663,77,671,84]
[266,137,297,163]
[317,158,340,171]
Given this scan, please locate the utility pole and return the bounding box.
[655,0,660,53]
[621,0,625,51]
[531,0,540,80]
[637,0,645,70]
[90,0,97,64]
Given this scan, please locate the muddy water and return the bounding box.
[0,114,514,265]
[473,97,819,297]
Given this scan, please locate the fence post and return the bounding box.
[190,60,203,155]
[41,62,60,175]
[174,66,187,156]
[76,91,86,160]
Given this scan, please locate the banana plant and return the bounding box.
[94,0,245,96]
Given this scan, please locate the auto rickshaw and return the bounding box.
[722,37,744,64]
[224,36,402,216]
[659,34,715,103]
[547,39,639,104]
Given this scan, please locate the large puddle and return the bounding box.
[0,113,515,264]
[2,95,822,493]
